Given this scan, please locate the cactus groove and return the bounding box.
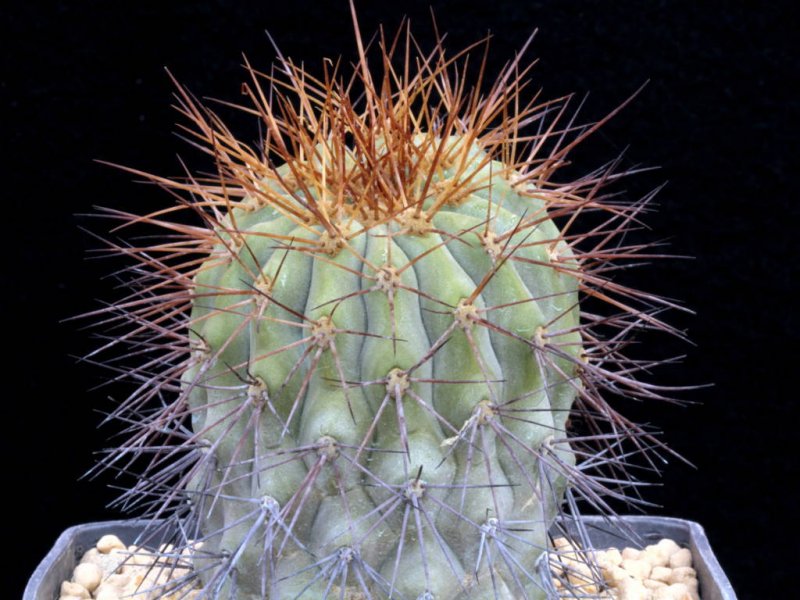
[86,7,684,600]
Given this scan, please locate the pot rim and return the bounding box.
[26,515,736,600]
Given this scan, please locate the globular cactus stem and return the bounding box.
[85,7,685,600]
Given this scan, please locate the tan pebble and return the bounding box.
[553,536,572,550]
[639,546,659,569]
[119,579,145,597]
[131,549,155,567]
[551,551,569,570]
[682,578,700,600]
[106,573,131,588]
[94,585,120,600]
[597,563,619,583]
[650,566,672,583]
[59,596,85,600]
[565,555,591,575]
[621,547,641,560]
[668,566,696,585]
[669,548,693,568]
[609,565,632,583]
[581,584,600,595]
[643,578,668,590]
[127,544,150,567]
[549,565,564,578]
[79,547,100,565]
[169,567,191,581]
[617,576,652,600]
[604,548,624,567]
[642,544,670,568]
[159,542,176,553]
[653,582,691,600]
[621,558,652,580]
[109,547,135,572]
[60,581,90,599]
[553,556,574,578]
[142,567,173,588]
[97,534,126,554]
[668,579,700,600]
[72,562,102,592]
[564,556,597,588]
[91,553,124,576]
[596,550,614,571]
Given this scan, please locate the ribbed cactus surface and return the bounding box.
[88,11,678,600]
[182,137,581,598]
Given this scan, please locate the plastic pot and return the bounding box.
[26,515,736,599]
[536,516,737,600]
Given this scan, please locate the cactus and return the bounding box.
[87,10,683,600]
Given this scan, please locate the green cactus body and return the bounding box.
[91,15,677,600]
[180,136,582,599]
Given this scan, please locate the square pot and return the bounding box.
[26,516,736,599]
[536,516,736,600]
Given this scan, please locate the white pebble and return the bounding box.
[59,596,86,600]
[72,562,102,592]
[669,548,693,568]
[97,534,126,554]
[60,581,90,598]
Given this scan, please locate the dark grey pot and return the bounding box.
[536,516,737,600]
[26,516,735,599]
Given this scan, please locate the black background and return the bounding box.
[4,1,796,598]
